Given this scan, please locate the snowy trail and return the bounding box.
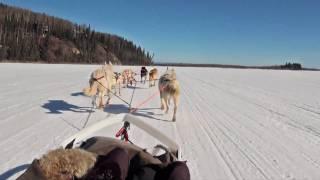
[0,63,320,179]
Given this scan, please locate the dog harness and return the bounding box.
[93,76,105,81]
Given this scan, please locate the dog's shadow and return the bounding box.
[104,104,130,114]
[104,104,172,122]
[0,164,30,179]
[125,86,147,90]
[42,100,94,114]
[132,111,172,122]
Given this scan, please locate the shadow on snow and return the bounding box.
[70,92,85,97]
[104,104,171,122]
[0,164,30,179]
[42,100,94,114]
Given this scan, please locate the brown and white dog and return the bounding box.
[121,69,136,87]
[149,68,158,87]
[112,72,123,95]
[158,69,180,121]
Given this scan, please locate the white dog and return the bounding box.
[158,69,180,121]
[83,62,114,109]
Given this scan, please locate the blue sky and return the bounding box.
[2,0,320,67]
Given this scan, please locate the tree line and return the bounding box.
[154,62,305,70]
[280,62,302,70]
[0,3,153,65]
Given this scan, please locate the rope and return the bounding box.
[81,67,161,140]
[84,75,162,129]
[129,81,137,109]
[95,80,131,106]
[82,96,96,129]
[94,76,163,114]
[129,83,167,113]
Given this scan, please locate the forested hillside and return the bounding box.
[0,3,153,65]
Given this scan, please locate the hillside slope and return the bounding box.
[0,3,153,65]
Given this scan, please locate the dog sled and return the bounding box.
[17,114,190,180]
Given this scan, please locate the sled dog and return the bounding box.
[140,66,148,84]
[112,72,122,95]
[158,69,180,121]
[149,68,158,87]
[121,69,136,87]
[83,62,114,109]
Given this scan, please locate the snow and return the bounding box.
[1,63,320,179]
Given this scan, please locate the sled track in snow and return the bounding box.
[195,76,320,139]
[180,77,240,179]
[179,69,320,179]
[181,73,271,179]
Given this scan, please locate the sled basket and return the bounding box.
[17,114,185,180]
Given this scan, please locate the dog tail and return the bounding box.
[83,80,98,96]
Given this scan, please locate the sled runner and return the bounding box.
[17,114,189,180]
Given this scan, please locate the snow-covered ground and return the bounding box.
[1,63,320,180]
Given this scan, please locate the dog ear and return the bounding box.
[109,61,113,65]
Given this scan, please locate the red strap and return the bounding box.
[116,127,125,137]
[116,127,129,142]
